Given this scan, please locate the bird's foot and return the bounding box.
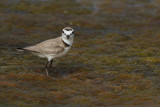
[45,67,54,76]
[45,69,49,76]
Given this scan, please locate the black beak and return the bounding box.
[67,35,70,39]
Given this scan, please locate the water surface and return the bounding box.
[0,0,160,106]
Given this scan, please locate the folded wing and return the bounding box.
[24,37,65,55]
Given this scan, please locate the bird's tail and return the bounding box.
[16,48,26,52]
[16,47,39,53]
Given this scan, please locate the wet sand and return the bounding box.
[0,0,160,106]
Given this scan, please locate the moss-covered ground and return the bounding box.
[0,0,160,106]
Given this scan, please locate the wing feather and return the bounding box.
[24,37,65,55]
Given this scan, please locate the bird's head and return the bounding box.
[62,27,74,40]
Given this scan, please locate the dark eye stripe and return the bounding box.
[65,29,72,31]
[71,31,74,35]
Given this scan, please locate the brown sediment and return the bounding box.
[0,0,160,106]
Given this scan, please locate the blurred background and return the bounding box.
[0,0,160,106]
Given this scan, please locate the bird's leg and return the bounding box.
[45,61,49,75]
[45,59,53,76]
[49,59,53,69]
[49,59,54,75]
[46,59,53,74]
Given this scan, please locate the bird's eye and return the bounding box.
[62,30,64,33]
[71,31,74,35]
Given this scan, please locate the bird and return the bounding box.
[17,27,75,75]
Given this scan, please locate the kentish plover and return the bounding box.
[17,27,74,75]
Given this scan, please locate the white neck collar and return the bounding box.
[62,36,73,46]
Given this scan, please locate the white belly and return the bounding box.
[55,47,70,58]
[35,47,70,61]
[43,47,70,61]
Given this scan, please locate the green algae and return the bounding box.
[0,0,160,106]
[9,0,91,15]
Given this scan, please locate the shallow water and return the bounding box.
[0,0,160,106]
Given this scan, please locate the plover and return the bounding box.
[17,27,74,75]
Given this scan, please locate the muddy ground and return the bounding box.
[0,0,160,106]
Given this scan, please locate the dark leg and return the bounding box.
[45,61,49,75]
[49,59,53,68]
[49,59,54,76]
[45,59,54,76]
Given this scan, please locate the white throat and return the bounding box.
[62,36,73,46]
